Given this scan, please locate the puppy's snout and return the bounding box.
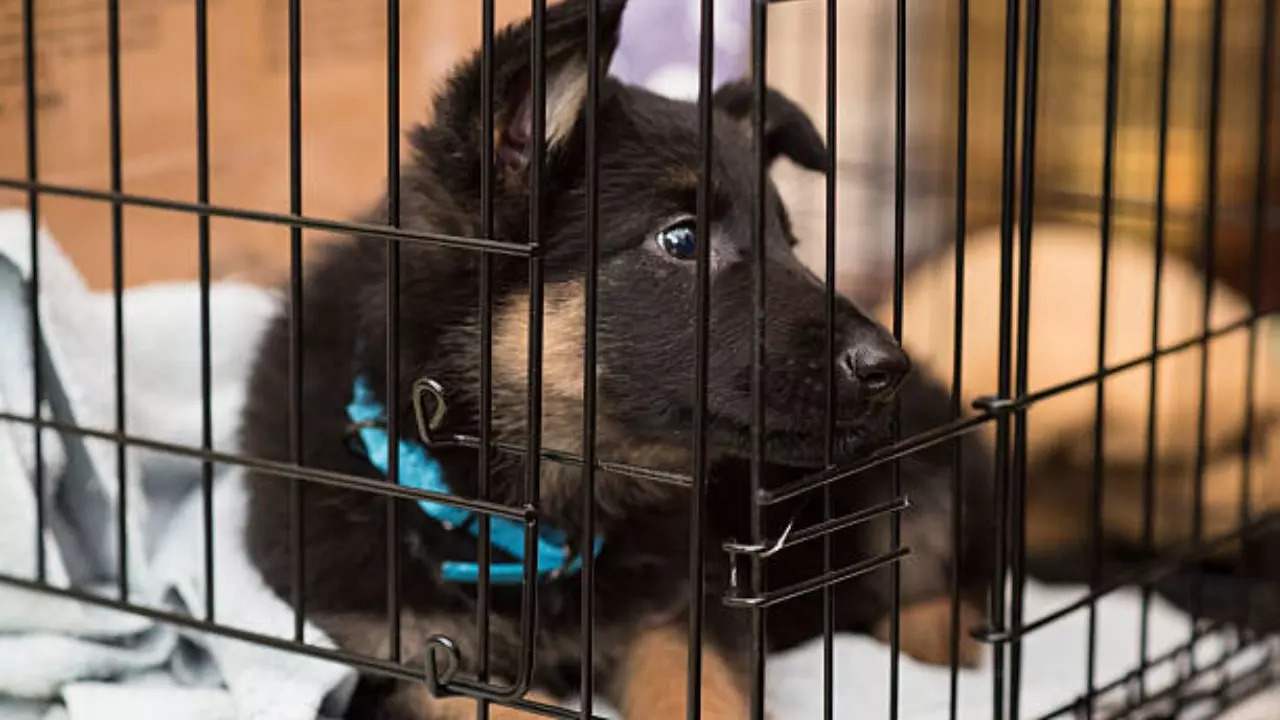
[837,338,910,403]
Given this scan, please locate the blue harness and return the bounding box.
[345,376,603,585]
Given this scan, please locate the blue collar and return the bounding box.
[345,376,603,585]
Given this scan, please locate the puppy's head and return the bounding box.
[414,0,908,470]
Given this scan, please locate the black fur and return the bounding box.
[239,1,992,716]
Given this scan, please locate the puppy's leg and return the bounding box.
[364,682,561,720]
[618,626,749,719]
[319,612,562,719]
[873,595,985,668]
[870,460,988,669]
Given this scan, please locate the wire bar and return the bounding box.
[385,0,403,666]
[975,514,1280,646]
[287,0,306,644]
[948,0,972,716]
[22,0,46,586]
[194,0,215,625]
[724,548,912,610]
[1188,0,1227,671]
[889,0,908,713]
[750,0,770,718]
[579,0,602,717]
[476,0,497,716]
[1235,0,1277,652]
[107,0,128,605]
[688,0,715,717]
[0,179,529,256]
[821,0,838,715]
[1137,0,1176,701]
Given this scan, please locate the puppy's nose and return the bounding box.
[838,341,910,402]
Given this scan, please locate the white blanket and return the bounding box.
[0,210,1272,719]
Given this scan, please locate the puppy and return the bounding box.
[240,1,992,717]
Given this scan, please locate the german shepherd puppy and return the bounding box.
[241,0,992,717]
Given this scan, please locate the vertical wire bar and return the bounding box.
[288,0,306,643]
[107,0,127,603]
[947,1,971,716]
[822,0,838,716]
[990,0,1023,714]
[1008,0,1044,715]
[1238,0,1275,643]
[689,0,714,716]
[1189,0,1225,663]
[195,0,215,624]
[476,0,496,716]
[1138,0,1175,700]
[22,0,46,585]
[519,0,548,682]
[890,0,908,714]
[385,0,402,664]
[578,0,601,716]
[1085,0,1122,713]
[750,2,769,719]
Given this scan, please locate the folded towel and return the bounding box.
[0,210,355,720]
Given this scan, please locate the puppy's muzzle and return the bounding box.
[832,328,910,429]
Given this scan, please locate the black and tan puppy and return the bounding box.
[240,1,992,717]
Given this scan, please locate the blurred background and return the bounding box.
[0,0,1275,307]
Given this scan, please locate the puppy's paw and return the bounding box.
[872,595,985,669]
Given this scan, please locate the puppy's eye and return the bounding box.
[656,220,698,260]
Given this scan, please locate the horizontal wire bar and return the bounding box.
[723,546,911,609]
[975,514,1280,646]
[1126,659,1278,720]
[723,496,910,558]
[431,434,691,487]
[0,411,530,519]
[0,406,684,500]
[822,157,1280,233]
[1037,623,1272,720]
[0,572,606,719]
[0,178,528,257]
[760,312,1274,506]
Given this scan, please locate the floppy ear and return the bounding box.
[435,0,627,178]
[713,80,828,173]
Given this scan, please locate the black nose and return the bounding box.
[838,341,910,402]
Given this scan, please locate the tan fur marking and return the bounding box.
[490,280,690,514]
[662,167,721,195]
[620,627,749,720]
[873,596,985,669]
[546,58,588,149]
[385,682,561,720]
[493,279,588,406]
[311,611,459,667]
[666,166,701,189]
[314,612,573,718]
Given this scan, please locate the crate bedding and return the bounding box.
[0,209,1274,720]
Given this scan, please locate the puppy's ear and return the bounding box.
[713,81,828,173]
[437,0,627,177]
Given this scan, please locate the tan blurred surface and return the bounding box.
[877,223,1280,557]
